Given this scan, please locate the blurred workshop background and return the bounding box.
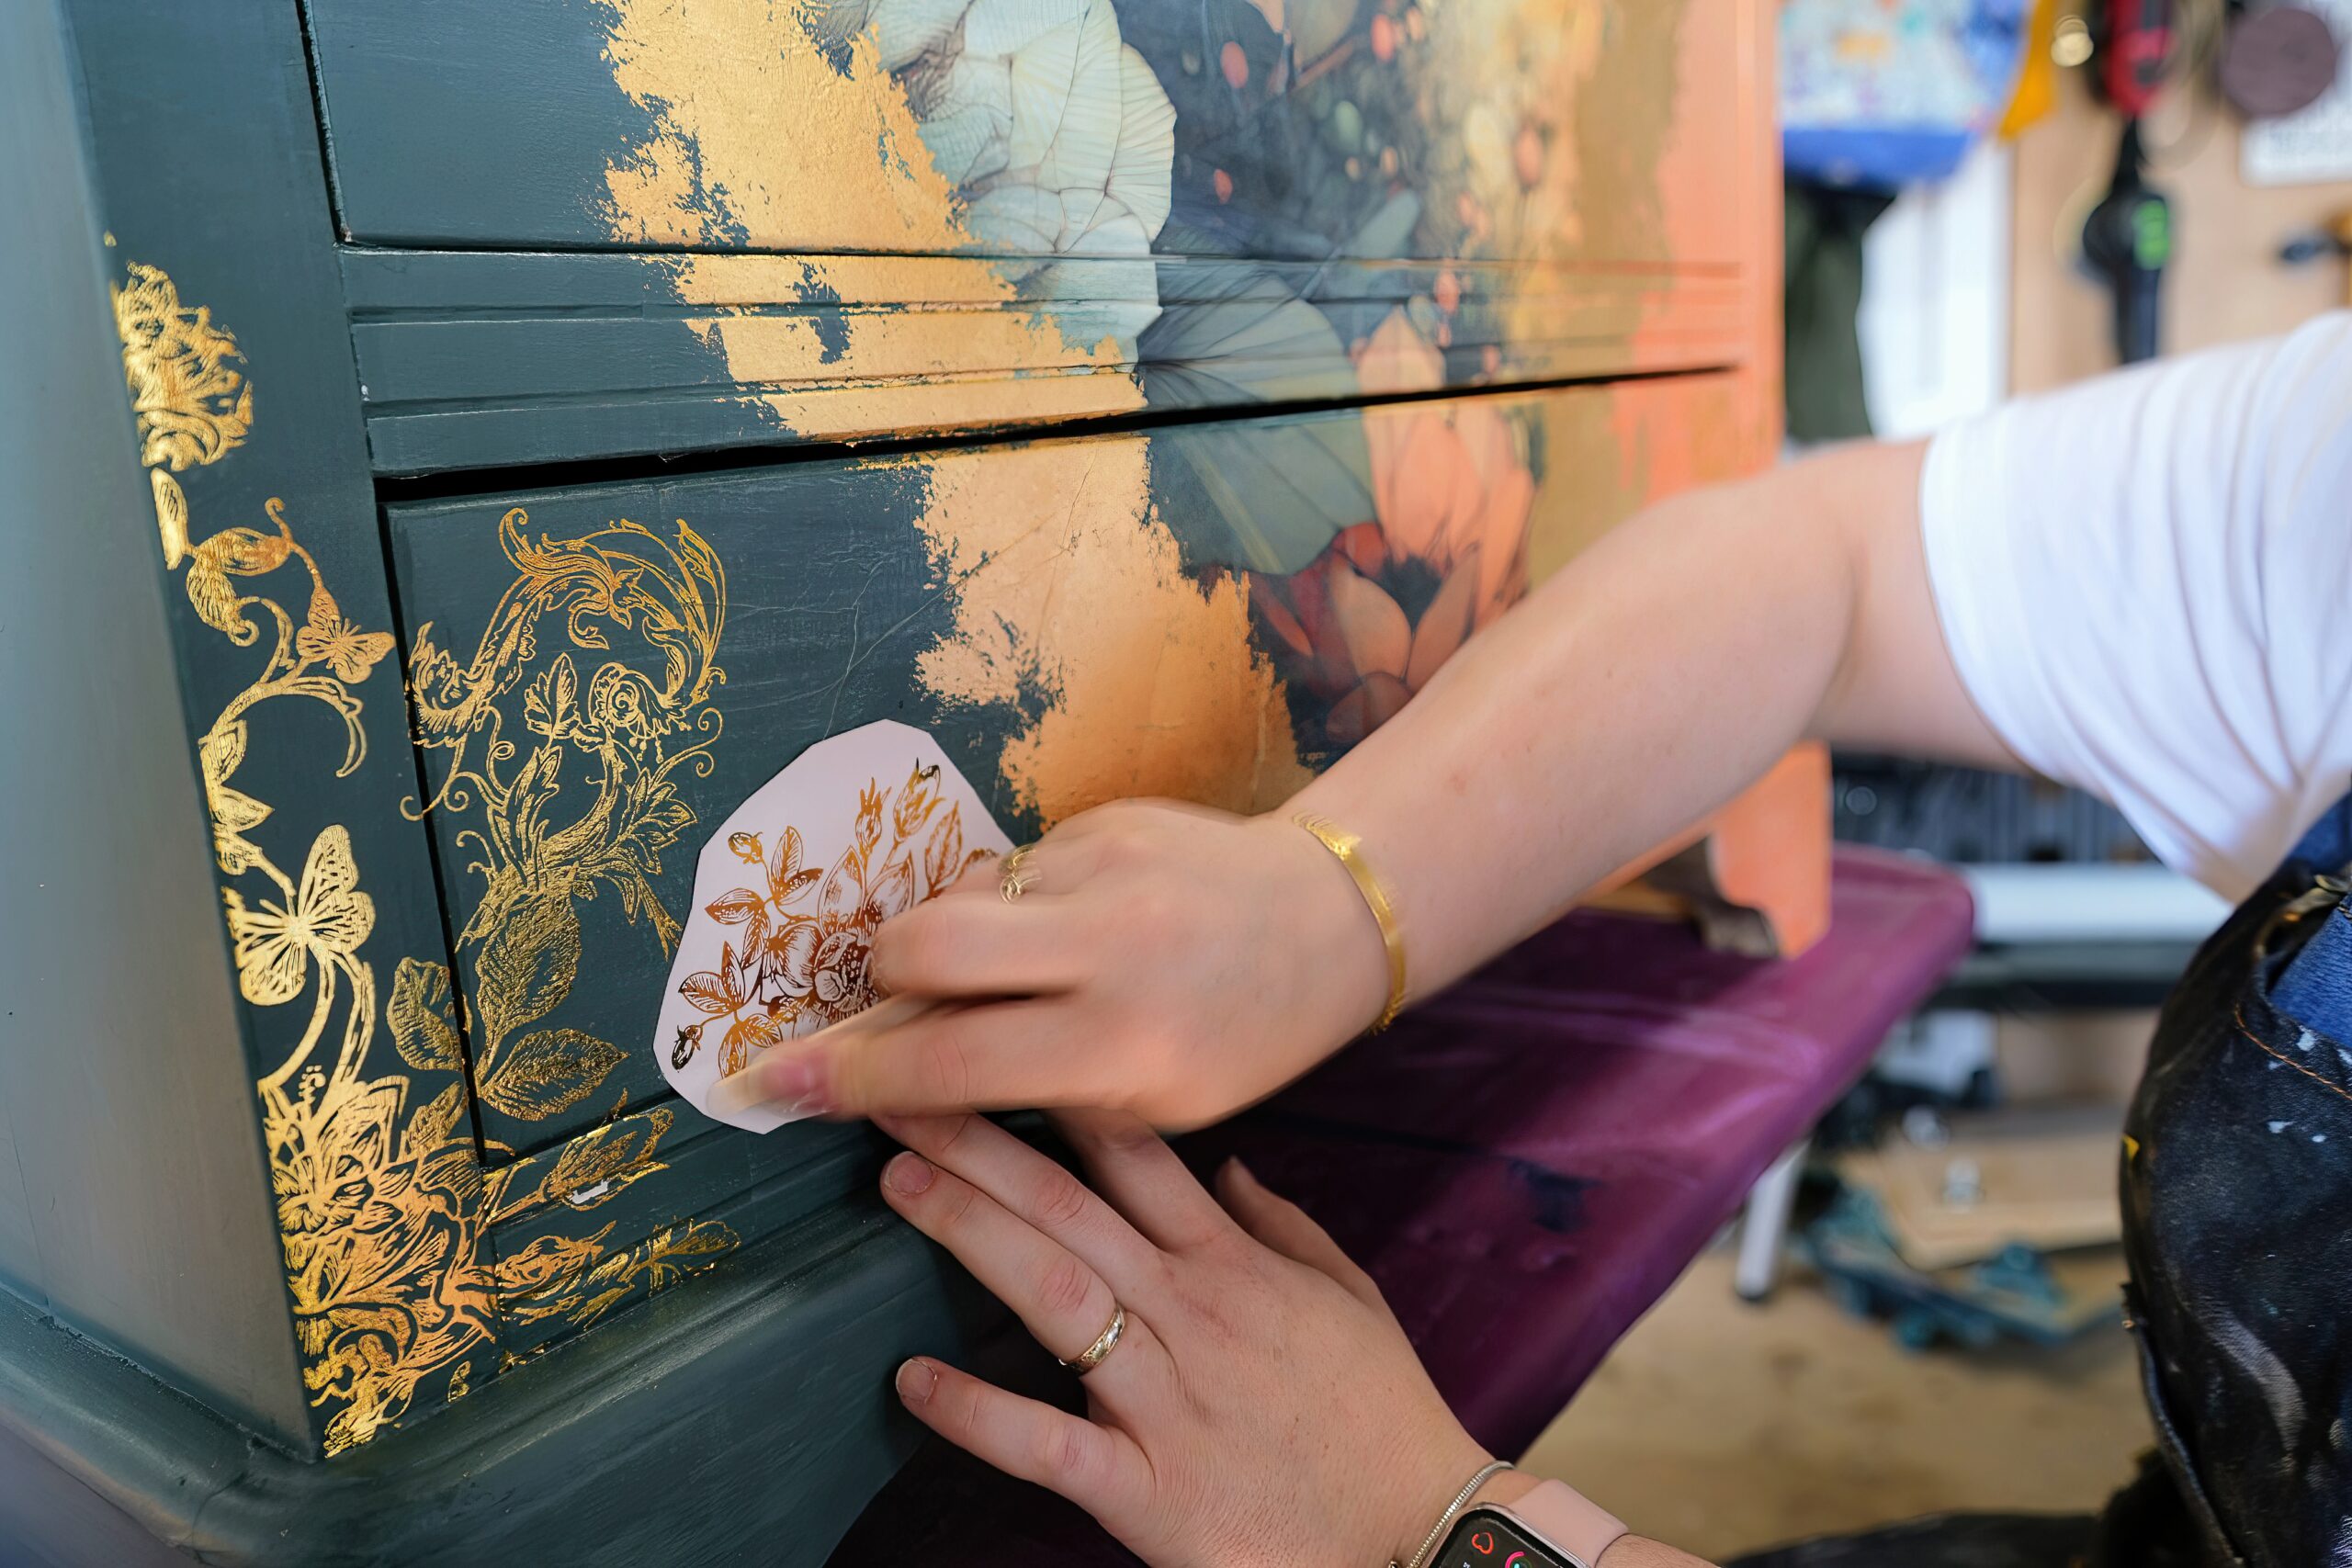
[1524,0,2351,1555]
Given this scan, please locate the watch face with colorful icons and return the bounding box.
[1436,1506,1577,1568]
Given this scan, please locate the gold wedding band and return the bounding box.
[1057,1303,1125,1374]
[999,842,1039,904]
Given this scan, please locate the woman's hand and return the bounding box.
[737,801,1395,1129]
[876,1109,1498,1567]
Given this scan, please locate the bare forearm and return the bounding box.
[1294,469,1847,987]
[1289,438,1997,996]
[812,440,2011,1126]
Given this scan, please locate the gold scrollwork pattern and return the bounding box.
[494,1215,741,1330]
[114,262,250,570]
[115,265,737,1457]
[407,506,729,1107]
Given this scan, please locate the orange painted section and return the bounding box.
[1706,744,1835,954]
[1650,0,1757,271]
[1614,0,1829,956]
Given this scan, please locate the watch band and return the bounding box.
[1491,1479,1628,1568]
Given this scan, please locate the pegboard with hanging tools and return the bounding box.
[2060,0,2347,359]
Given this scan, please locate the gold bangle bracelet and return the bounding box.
[1293,813,1408,1033]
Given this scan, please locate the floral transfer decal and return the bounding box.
[656,721,1010,1132]
[496,1214,741,1330]
[115,266,735,1457]
[812,0,1178,344]
[114,263,252,570]
[591,0,1640,802]
[830,0,1561,771]
[680,767,983,1069]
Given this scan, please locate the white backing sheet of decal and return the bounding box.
[655,720,1011,1132]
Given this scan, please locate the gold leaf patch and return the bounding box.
[152,468,190,567]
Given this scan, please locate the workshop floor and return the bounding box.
[1519,1248,2154,1562]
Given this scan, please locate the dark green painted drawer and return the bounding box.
[386,373,1747,1272]
[314,0,1767,470]
[342,246,1751,473]
[305,0,1745,264]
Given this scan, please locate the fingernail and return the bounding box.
[884,1152,935,1197]
[707,1057,822,1123]
[760,1049,832,1113]
[1224,1156,1259,1188]
[896,1358,938,1405]
[707,1068,772,1121]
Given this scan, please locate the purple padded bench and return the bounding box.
[831,847,1974,1564]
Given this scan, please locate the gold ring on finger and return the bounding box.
[1057,1302,1125,1375]
[999,843,1039,904]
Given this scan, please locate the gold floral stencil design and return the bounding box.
[674,762,987,1077]
[115,265,734,1457]
[114,262,251,570]
[494,1215,740,1330]
[408,506,729,1119]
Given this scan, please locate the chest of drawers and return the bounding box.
[1,2,1802,1561]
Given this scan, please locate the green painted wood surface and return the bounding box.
[50,0,498,1455]
[0,0,316,1447]
[306,0,1737,479]
[3,3,1755,1555]
[385,376,1731,1171]
[303,0,1720,264]
[343,246,1745,472]
[0,1417,192,1568]
[0,1201,1002,1566]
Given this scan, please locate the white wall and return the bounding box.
[1857,141,2016,437]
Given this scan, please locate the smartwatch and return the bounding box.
[1429,1481,1626,1568]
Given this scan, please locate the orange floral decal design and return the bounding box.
[1250,308,1533,750]
[675,762,985,1077]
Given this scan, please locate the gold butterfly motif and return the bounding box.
[295,585,395,684]
[223,826,377,1007]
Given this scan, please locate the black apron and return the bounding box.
[2111,791,2352,1566]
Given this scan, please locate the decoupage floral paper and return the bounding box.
[656,721,1011,1131]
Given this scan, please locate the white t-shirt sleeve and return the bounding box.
[1920,311,2352,900]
